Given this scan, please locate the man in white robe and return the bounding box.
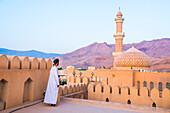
[44,58,60,106]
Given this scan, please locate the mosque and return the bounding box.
[67,8,170,89]
[113,8,152,71]
[66,8,170,108]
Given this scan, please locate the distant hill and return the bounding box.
[55,38,170,72]
[151,57,170,72]
[0,48,63,58]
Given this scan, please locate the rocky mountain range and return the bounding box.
[1,38,169,72]
[56,38,170,72]
[0,48,62,58]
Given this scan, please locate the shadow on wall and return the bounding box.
[127,100,131,104]
[23,78,33,103]
[152,102,156,107]
[0,79,8,110]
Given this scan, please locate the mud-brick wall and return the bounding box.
[0,54,52,110]
[88,83,170,109]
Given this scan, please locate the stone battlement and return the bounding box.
[88,83,170,109]
[67,76,90,84]
[0,54,52,69]
[58,83,88,98]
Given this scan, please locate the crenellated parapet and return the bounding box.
[88,83,170,109]
[45,59,53,69]
[58,83,88,96]
[67,76,108,85]
[0,54,52,69]
[67,76,90,84]
[38,58,46,69]
[0,54,8,69]
[7,55,20,69]
[19,56,30,69]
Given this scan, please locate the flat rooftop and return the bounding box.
[1,97,170,113]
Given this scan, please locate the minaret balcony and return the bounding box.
[114,32,125,38]
[115,18,124,22]
[112,52,122,57]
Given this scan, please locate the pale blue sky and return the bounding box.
[0,0,170,54]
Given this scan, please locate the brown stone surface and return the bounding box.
[0,101,5,111]
[0,55,8,69]
[1,98,169,113]
[0,103,137,113]
[0,69,49,109]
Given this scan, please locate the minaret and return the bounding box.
[112,8,125,68]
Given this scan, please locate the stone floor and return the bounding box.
[1,98,169,113]
[1,102,142,113]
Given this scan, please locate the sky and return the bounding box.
[0,0,170,54]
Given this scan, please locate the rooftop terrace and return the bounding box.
[1,97,169,113]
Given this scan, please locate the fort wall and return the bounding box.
[88,83,170,109]
[134,72,170,91]
[0,54,88,110]
[67,71,170,109]
[58,83,88,96]
[0,54,52,110]
[67,67,170,90]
